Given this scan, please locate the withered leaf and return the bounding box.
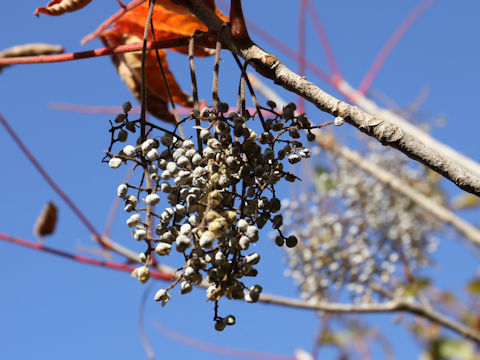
[34,0,92,17]
[0,43,64,73]
[34,202,58,237]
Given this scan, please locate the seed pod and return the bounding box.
[123,145,136,157]
[175,234,191,252]
[117,184,128,198]
[285,235,298,248]
[154,289,170,306]
[155,242,172,256]
[117,129,128,142]
[141,139,156,152]
[203,146,215,159]
[133,229,146,241]
[272,214,283,229]
[180,281,193,294]
[115,113,126,123]
[108,157,122,168]
[177,155,190,168]
[307,132,316,142]
[160,170,172,180]
[266,100,277,108]
[126,213,141,227]
[161,133,174,146]
[145,193,160,206]
[214,319,226,332]
[269,197,281,213]
[245,252,260,265]
[288,154,301,164]
[199,231,215,248]
[131,266,150,284]
[122,101,132,113]
[239,236,250,250]
[147,148,159,161]
[200,129,211,140]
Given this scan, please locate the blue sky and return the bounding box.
[1,1,479,359]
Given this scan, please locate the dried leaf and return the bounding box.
[0,43,64,73]
[114,1,227,56]
[34,0,92,17]
[101,29,192,123]
[34,202,58,237]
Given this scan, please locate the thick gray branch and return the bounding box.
[185,0,480,197]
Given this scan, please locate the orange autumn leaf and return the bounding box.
[101,29,192,124]
[34,0,92,17]
[114,0,228,56]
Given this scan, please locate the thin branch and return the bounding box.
[0,39,189,66]
[358,0,436,94]
[182,0,480,197]
[258,293,480,343]
[81,0,147,45]
[3,230,478,343]
[315,133,480,248]
[0,232,172,280]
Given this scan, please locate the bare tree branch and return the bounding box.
[183,0,480,197]
[258,293,480,344]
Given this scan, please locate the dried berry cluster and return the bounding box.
[281,143,444,303]
[105,100,319,328]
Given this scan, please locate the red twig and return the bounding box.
[358,0,435,94]
[153,321,297,360]
[306,0,342,81]
[0,232,173,281]
[0,113,108,247]
[0,39,189,66]
[297,0,307,113]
